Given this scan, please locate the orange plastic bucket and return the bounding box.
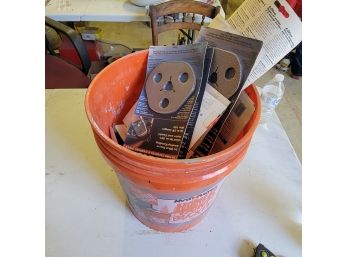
[85,50,261,232]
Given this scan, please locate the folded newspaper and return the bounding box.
[209,0,302,87]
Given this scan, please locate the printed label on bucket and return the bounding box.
[117,174,221,225]
[158,187,217,224]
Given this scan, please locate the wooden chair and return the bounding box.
[149,0,221,46]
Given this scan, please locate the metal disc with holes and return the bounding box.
[145,61,196,114]
[208,48,241,99]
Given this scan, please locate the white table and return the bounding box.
[45,0,225,22]
[46,89,301,257]
[45,0,150,22]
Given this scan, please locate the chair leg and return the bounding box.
[190,30,195,44]
[179,29,193,44]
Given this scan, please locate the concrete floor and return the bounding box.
[88,21,302,162]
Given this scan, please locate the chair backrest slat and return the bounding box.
[149,0,220,46]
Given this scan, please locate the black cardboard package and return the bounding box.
[124,43,209,159]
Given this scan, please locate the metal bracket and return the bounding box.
[208,48,241,99]
[145,61,196,114]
